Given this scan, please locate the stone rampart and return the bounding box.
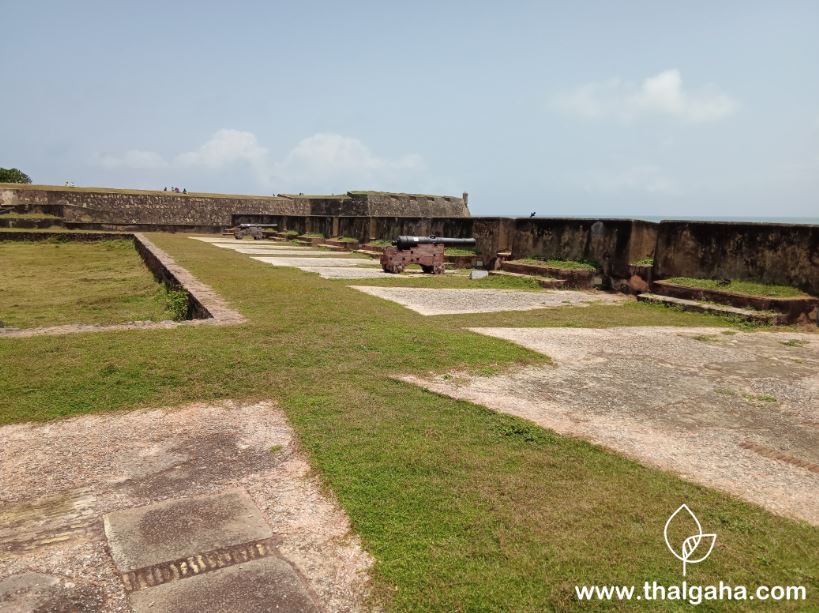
[654,221,818,295]
[251,214,817,294]
[1,186,469,226]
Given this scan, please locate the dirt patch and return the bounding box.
[0,401,372,612]
[350,287,627,315]
[402,327,819,524]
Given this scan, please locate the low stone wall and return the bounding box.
[133,234,245,324]
[654,221,818,295]
[0,231,243,324]
[652,280,818,323]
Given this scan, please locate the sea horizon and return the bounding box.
[495,214,819,225]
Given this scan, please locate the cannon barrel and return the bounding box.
[393,235,477,250]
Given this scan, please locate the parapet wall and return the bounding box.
[247,214,658,286]
[250,214,818,294]
[1,187,308,226]
[0,186,469,226]
[654,221,818,294]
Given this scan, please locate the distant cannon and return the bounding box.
[231,223,278,240]
[380,235,477,274]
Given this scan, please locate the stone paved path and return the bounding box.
[403,327,819,524]
[350,286,626,315]
[191,236,390,279]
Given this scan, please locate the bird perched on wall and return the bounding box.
[530,212,536,217]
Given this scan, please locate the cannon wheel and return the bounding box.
[383,263,404,274]
[433,262,446,275]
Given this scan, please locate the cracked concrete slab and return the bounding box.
[0,572,107,612]
[210,244,315,251]
[188,237,283,246]
[350,286,627,315]
[0,401,372,612]
[225,248,342,256]
[299,266,450,279]
[252,257,376,268]
[127,556,319,613]
[402,327,819,524]
[104,489,273,572]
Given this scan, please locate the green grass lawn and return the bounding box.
[0,233,816,611]
[513,258,598,270]
[0,239,176,328]
[444,247,478,256]
[665,277,810,298]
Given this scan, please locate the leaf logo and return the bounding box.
[664,504,717,576]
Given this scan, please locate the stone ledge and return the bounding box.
[501,261,594,288]
[0,232,246,338]
[652,280,818,323]
[636,293,784,324]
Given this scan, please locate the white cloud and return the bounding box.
[96,149,167,169]
[553,69,736,123]
[95,130,428,193]
[175,129,268,169]
[270,133,425,191]
[580,164,680,195]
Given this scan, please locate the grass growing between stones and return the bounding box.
[1,233,816,611]
[665,277,811,298]
[514,258,599,270]
[0,239,176,328]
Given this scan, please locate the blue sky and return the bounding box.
[2,1,818,217]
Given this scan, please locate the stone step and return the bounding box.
[489,270,566,289]
[500,261,594,288]
[637,293,785,324]
[651,280,818,323]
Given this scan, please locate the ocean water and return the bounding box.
[510,215,818,225]
[633,216,819,225]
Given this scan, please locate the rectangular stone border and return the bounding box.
[501,261,595,288]
[652,280,818,323]
[0,231,245,338]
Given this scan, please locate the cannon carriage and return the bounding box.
[380,235,477,274]
[230,223,278,240]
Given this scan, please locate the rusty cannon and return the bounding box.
[380,235,477,274]
[231,223,278,240]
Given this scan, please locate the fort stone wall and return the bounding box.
[1,186,469,226]
[654,221,818,295]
